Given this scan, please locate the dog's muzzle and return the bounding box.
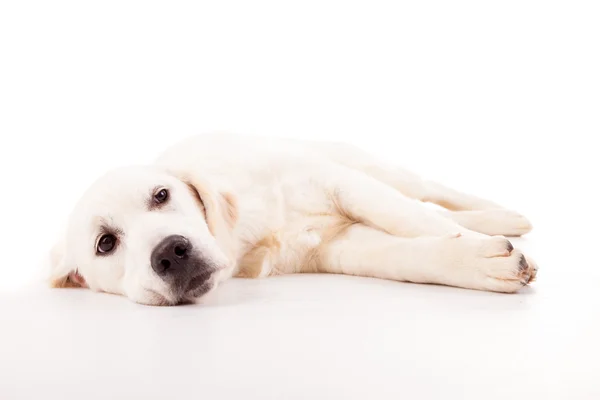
[151,235,214,297]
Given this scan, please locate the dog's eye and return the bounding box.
[154,188,169,204]
[97,234,117,254]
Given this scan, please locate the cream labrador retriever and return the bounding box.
[49,133,537,305]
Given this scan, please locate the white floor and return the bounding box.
[2,225,599,400]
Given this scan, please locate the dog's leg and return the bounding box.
[316,142,523,212]
[439,210,533,237]
[313,224,537,293]
[314,142,532,235]
[325,164,486,238]
[367,167,532,235]
[353,162,508,211]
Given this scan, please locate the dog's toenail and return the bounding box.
[518,255,528,271]
[506,241,514,253]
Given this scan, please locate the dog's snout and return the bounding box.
[151,235,191,275]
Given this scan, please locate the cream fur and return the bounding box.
[48,133,537,305]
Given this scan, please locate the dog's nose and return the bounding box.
[151,235,191,276]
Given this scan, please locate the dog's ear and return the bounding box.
[48,237,88,289]
[183,174,238,234]
[212,191,238,231]
[169,169,239,255]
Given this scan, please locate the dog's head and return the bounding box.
[49,165,238,306]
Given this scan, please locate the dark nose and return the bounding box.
[151,235,191,276]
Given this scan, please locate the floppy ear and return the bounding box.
[48,237,88,289]
[183,175,238,234]
[170,169,239,257]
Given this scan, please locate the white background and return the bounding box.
[0,1,599,399]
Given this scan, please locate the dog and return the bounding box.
[49,133,537,306]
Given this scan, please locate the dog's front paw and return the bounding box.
[443,235,538,293]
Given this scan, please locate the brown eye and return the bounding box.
[97,234,117,254]
[154,188,169,204]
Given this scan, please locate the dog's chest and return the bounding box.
[212,151,340,278]
[233,180,337,278]
[235,217,332,278]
